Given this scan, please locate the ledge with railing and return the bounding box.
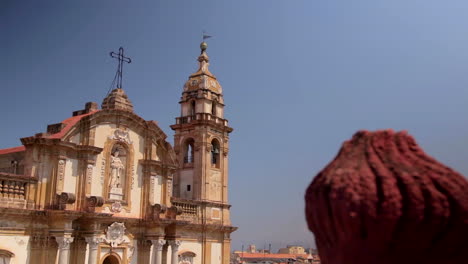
[171,198,200,222]
[0,172,37,209]
[175,113,228,127]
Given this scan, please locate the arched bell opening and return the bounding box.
[211,100,217,116]
[211,139,220,168]
[183,138,195,164]
[190,100,196,116]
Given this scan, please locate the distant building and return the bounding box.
[278,246,306,255]
[247,244,257,253]
[232,251,318,264]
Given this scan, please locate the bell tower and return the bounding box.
[171,41,233,204]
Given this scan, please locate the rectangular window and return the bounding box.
[187,185,191,192]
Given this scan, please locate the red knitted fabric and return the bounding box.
[305,130,468,264]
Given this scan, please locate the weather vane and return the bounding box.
[110,47,131,89]
[202,30,212,42]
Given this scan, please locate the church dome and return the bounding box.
[183,42,222,94]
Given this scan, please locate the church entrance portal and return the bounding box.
[102,255,120,264]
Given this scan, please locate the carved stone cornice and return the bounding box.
[139,159,163,167]
[0,172,37,182]
[19,137,103,157]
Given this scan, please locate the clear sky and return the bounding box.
[2,0,468,252]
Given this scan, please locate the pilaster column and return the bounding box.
[168,240,181,264]
[151,239,166,264]
[85,237,103,264]
[55,236,74,264]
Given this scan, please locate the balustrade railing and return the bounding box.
[175,113,228,126]
[0,173,36,208]
[172,201,198,215]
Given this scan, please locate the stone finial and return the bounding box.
[182,42,222,94]
[101,88,134,112]
[305,130,468,264]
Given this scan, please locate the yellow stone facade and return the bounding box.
[0,42,236,264]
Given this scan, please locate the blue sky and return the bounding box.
[2,0,468,251]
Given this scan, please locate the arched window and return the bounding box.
[184,138,195,164]
[211,139,220,168]
[102,254,120,264]
[0,249,14,264]
[190,101,196,116]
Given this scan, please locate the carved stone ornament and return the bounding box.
[111,201,122,213]
[108,128,132,144]
[56,236,74,250]
[86,164,94,184]
[58,159,66,181]
[128,243,135,260]
[85,236,103,250]
[166,179,173,197]
[152,239,166,251]
[59,192,76,204]
[105,222,126,247]
[86,196,104,208]
[100,157,106,184]
[168,240,182,250]
[15,236,25,246]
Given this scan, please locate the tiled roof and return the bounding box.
[238,253,309,259]
[0,146,26,155]
[47,110,98,139]
[0,110,98,154]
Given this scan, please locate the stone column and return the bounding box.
[55,236,74,264]
[151,239,166,264]
[85,237,102,264]
[168,240,181,264]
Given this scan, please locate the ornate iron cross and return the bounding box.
[110,47,132,89]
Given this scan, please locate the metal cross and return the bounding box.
[110,47,131,89]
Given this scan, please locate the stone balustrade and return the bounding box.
[171,200,200,222]
[0,172,36,208]
[175,113,228,126]
[172,201,198,215]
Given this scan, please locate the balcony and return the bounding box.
[0,172,37,209]
[172,199,200,222]
[175,113,228,127]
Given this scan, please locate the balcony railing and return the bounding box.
[175,113,228,126]
[172,201,198,215]
[0,172,37,209]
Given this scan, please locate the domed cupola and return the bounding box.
[183,42,222,94]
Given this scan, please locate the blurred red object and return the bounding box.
[305,130,468,264]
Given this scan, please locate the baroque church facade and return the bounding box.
[0,42,236,264]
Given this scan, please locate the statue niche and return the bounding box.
[108,144,127,200]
